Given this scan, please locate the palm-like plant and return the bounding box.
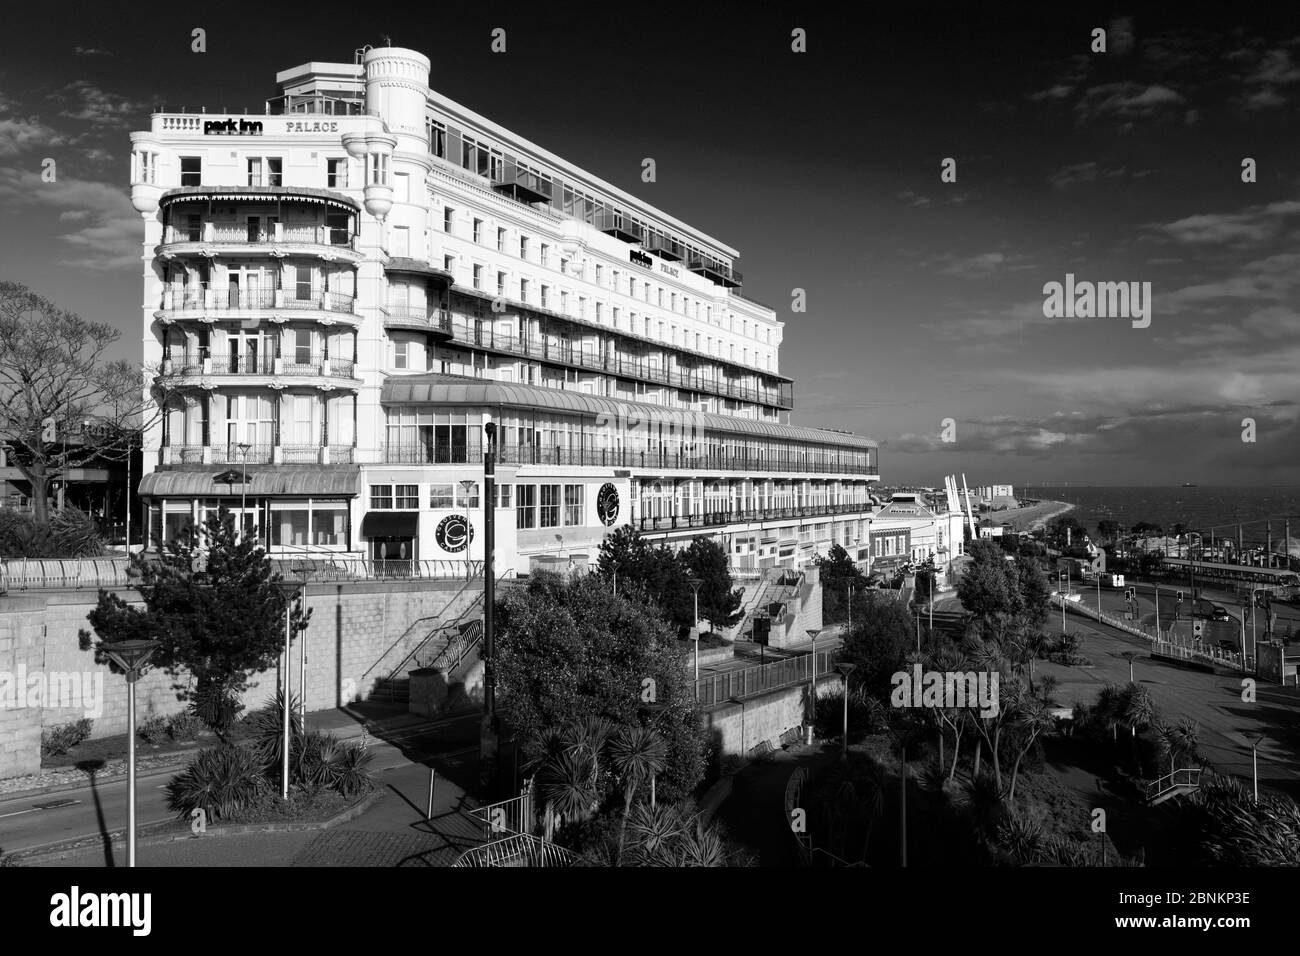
[626,801,687,865]
[1039,674,1059,707]
[537,748,598,827]
[675,817,728,867]
[608,725,668,863]
[1121,683,1156,773]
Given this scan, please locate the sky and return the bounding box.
[2,2,1299,487]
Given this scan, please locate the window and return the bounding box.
[180,156,201,186]
[595,263,604,285]
[246,157,282,187]
[186,214,202,242]
[394,340,408,369]
[497,227,506,252]
[370,484,393,509]
[443,207,455,232]
[443,254,455,273]
[293,329,312,365]
[456,481,480,508]
[428,120,447,158]
[327,158,348,188]
[595,302,603,323]
[326,212,350,245]
[473,264,483,290]
[564,484,584,526]
[520,278,530,302]
[560,291,568,314]
[520,236,529,260]
[495,483,513,509]
[430,484,455,509]
[473,218,483,243]
[540,285,549,309]
[395,484,419,509]
[540,484,561,528]
[497,271,506,295]
[312,502,348,545]
[540,244,550,267]
[367,152,389,186]
[516,484,536,529]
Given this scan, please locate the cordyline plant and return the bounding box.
[79,506,312,734]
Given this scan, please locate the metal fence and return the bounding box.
[1055,595,1249,672]
[0,557,134,591]
[451,832,584,868]
[695,646,839,707]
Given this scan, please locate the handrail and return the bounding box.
[1145,768,1201,800]
[451,831,584,867]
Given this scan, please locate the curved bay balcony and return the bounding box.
[155,288,360,326]
[382,306,452,336]
[161,353,361,389]
[156,222,362,262]
[163,443,356,466]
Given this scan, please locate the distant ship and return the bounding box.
[1181,482,1196,487]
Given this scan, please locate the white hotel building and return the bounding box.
[130,46,879,575]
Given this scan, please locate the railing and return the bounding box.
[696,645,838,707]
[444,319,792,407]
[384,306,452,333]
[163,354,359,379]
[163,444,354,465]
[593,211,642,242]
[493,166,554,202]
[158,289,358,315]
[1145,768,1201,802]
[211,443,274,465]
[1054,595,1250,672]
[466,779,536,840]
[378,442,875,475]
[452,832,584,867]
[269,556,486,582]
[640,503,874,533]
[686,258,743,287]
[160,224,359,252]
[0,557,134,591]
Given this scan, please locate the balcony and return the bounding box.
[156,288,359,321]
[162,353,360,384]
[378,443,875,475]
[492,166,553,204]
[593,211,643,244]
[162,444,355,466]
[687,258,743,288]
[445,319,794,409]
[637,501,876,533]
[157,222,362,261]
[383,306,453,335]
[645,234,686,261]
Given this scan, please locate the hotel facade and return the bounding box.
[129,46,879,575]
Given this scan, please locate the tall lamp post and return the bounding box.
[687,577,703,685]
[1244,733,1265,803]
[288,562,313,725]
[806,628,821,744]
[835,663,856,760]
[1057,570,1067,633]
[1121,650,1138,685]
[480,420,499,793]
[274,578,304,800]
[101,639,160,867]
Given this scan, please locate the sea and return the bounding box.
[1027,486,1300,547]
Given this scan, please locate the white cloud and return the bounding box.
[0,168,141,271]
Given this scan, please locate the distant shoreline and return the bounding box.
[986,499,1075,533]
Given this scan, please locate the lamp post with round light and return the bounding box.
[237,442,252,542]
[806,627,821,744]
[273,577,306,800]
[687,577,703,684]
[101,639,160,867]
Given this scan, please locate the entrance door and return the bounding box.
[370,536,416,577]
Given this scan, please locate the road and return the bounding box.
[0,713,479,858]
[931,589,1300,798]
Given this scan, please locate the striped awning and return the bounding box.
[139,465,362,498]
[159,186,359,212]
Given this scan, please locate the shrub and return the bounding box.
[165,745,269,821]
[49,508,106,557]
[167,710,203,742]
[138,714,169,745]
[40,718,94,757]
[0,508,105,558]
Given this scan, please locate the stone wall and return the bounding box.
[702,674,840,757]
[0,579,484,779]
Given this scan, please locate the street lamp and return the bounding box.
[100,639,160,867]
[610,559,619,597]
[1244,732,1265,803]
[806,628,822,744]
[274,578,303,800]
[289,561,313,725]
[480,420,500,794]
[236,442,252,541]
[1057,570,1067,633]
[835,662,856,760]
[687,577,703,686]
[1121,650,1138,685]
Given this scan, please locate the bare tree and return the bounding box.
[0,282,160,524]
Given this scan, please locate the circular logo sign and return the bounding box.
[436,514,474,553]
[597,483,620,526]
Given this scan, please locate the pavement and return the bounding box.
[2,708,491,867]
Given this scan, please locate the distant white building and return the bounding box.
[862,492,962,581]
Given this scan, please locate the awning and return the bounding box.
[139,465,362,498]
[159,185,359,212]
[360,512,419,537]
